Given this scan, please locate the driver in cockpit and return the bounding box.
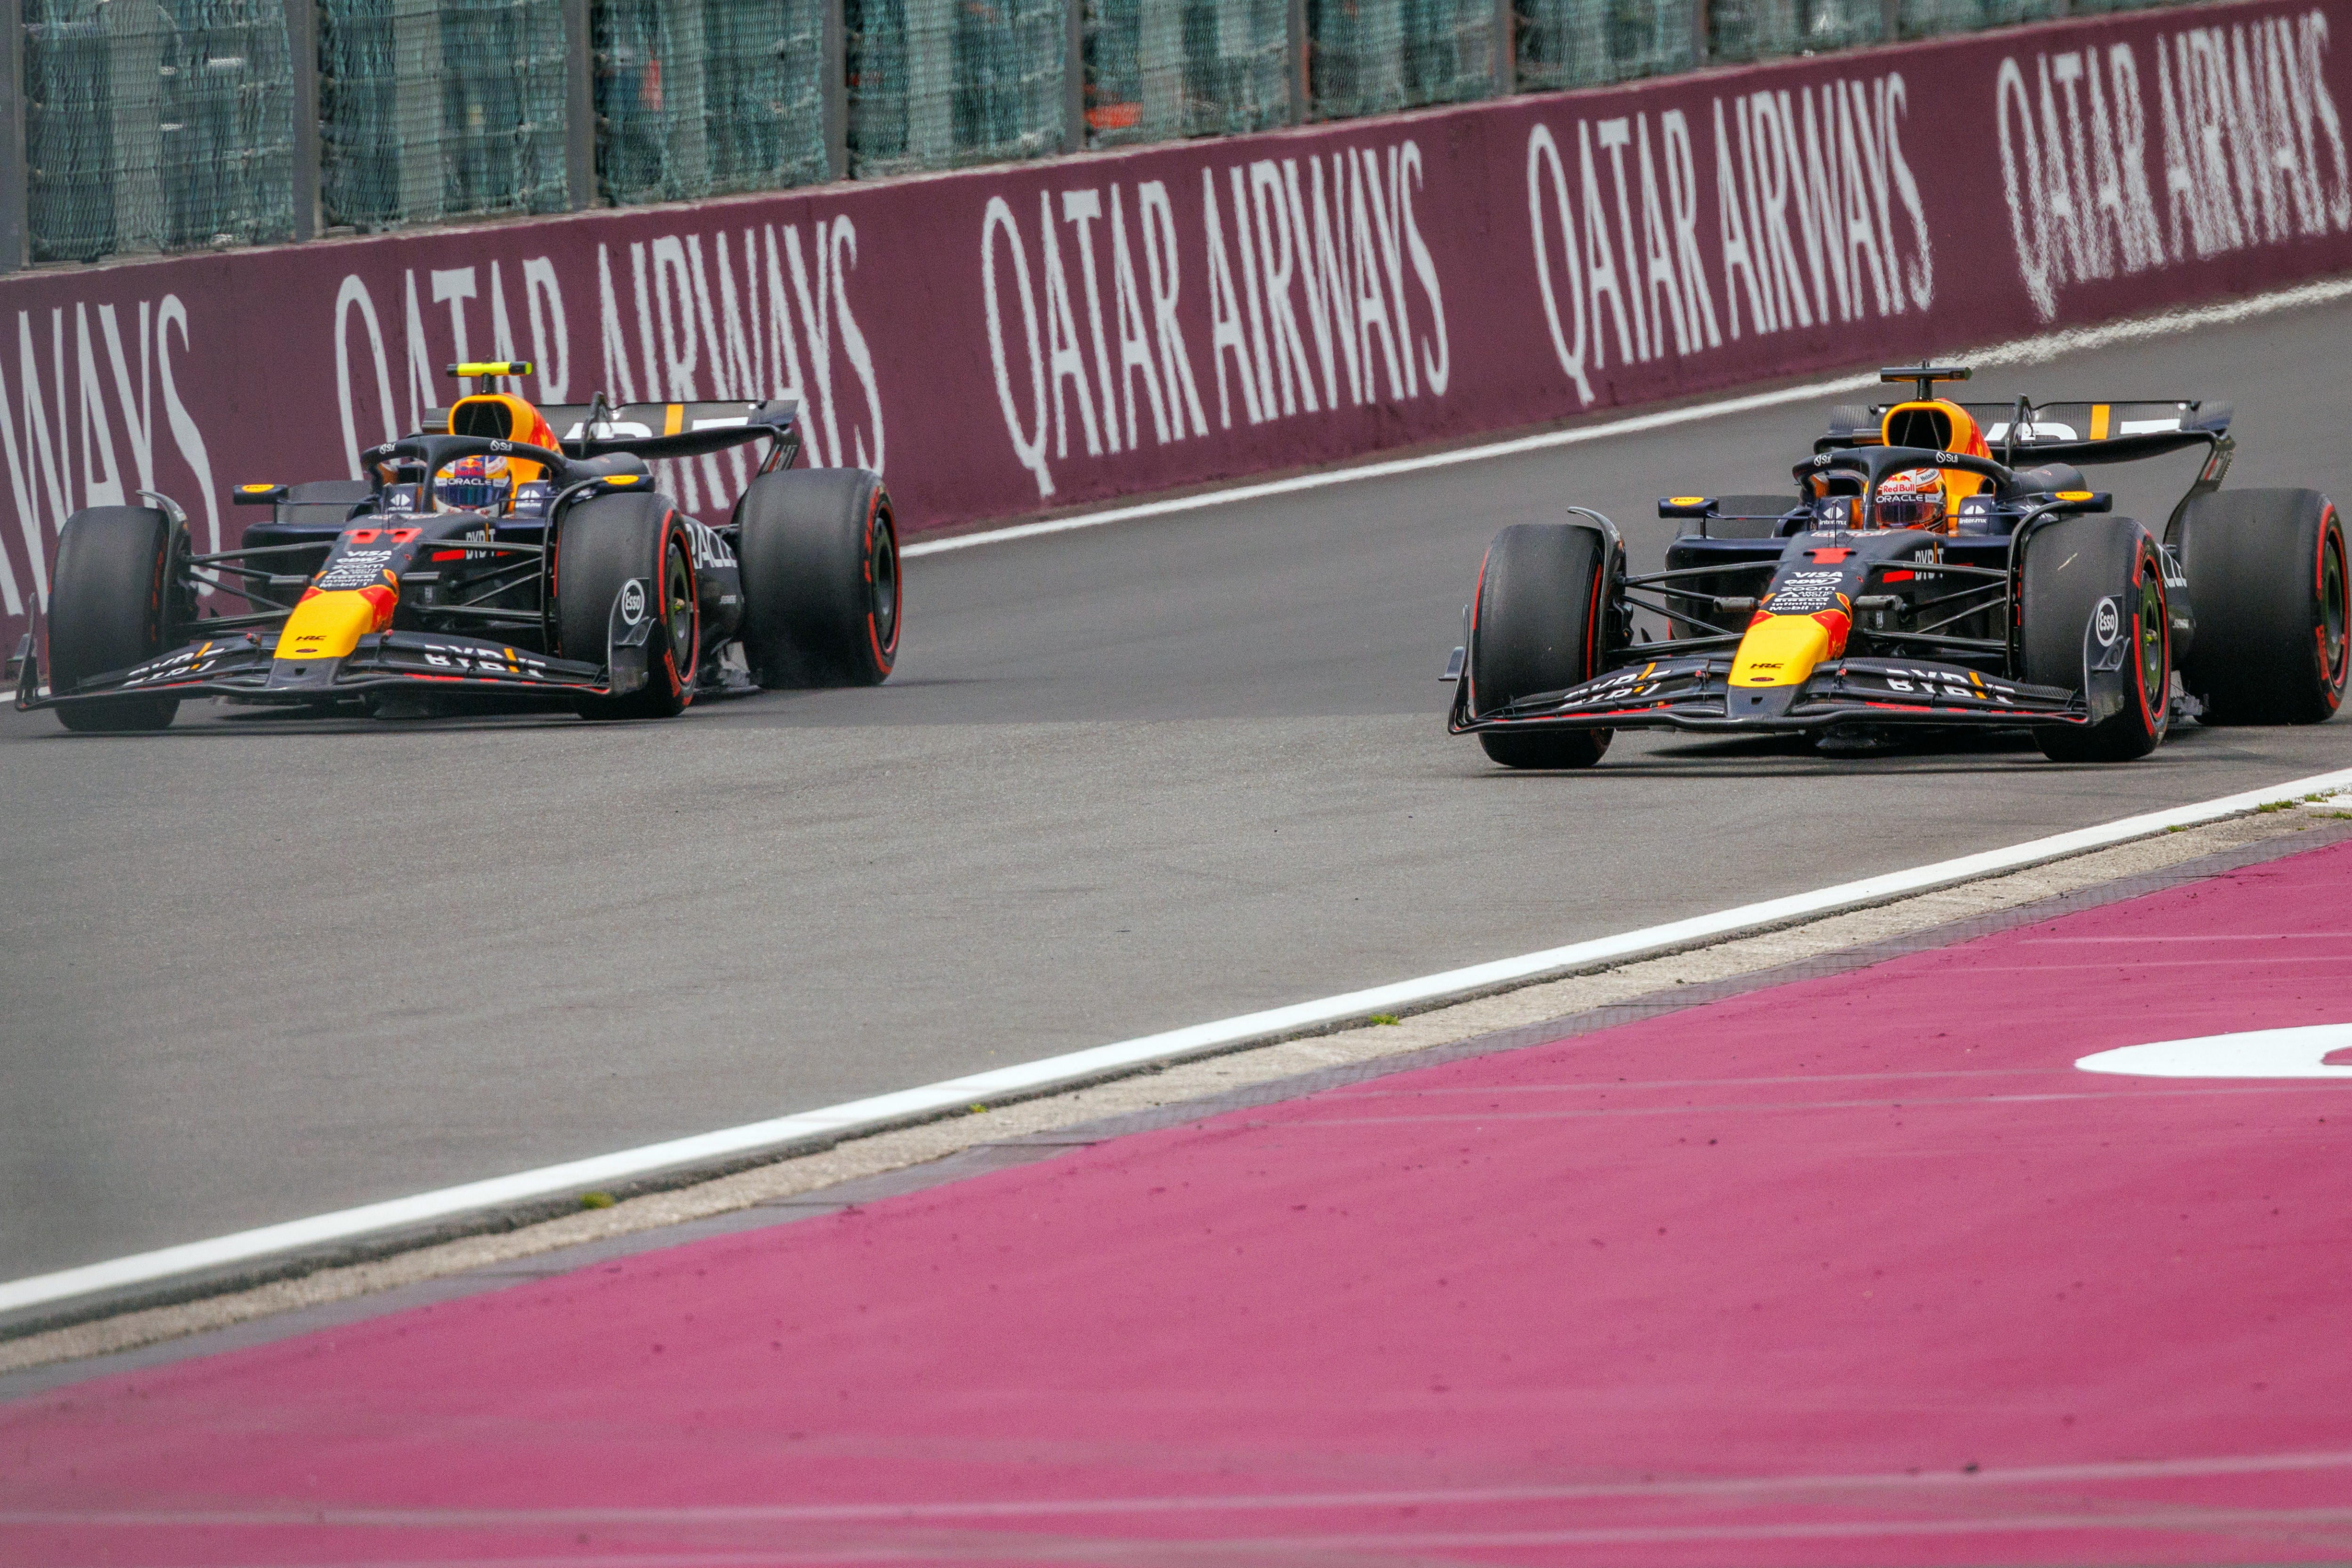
[435,454,513,513]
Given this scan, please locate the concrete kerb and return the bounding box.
[4,802,2344,1381]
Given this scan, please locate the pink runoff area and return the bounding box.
[5,841,2352,1567]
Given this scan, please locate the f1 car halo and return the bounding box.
[11,362,900,728]
[1446,364,2350,766]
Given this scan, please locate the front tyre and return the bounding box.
[2174,489,2349,724]
[48,506,184,732]
[2022,515,2169,763]
[1469,521,1613,770]
[734,469,899,688]
[554,492,698,720]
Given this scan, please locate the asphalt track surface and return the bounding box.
[8,836,2350,1565]
[6,299,2352,1285]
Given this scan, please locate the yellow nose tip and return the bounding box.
[1731,613,1836,687]
[275,589,394,661]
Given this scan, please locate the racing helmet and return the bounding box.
[437,454,512,513]
[1875,467,1947,532]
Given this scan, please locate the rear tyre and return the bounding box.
[48,506,183,732]
[1469,521,1613,770]
[2021,515,2169,763]
[554,491,697,720]
[2173,489,2349,724]
[734,469,899,688]
[1704,493,1800,540]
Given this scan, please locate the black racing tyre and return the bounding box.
[2021,514,2169,763]
[734,468,899,688]
[2173,489,2349,725]
[48,506,183,732]
[1469,521,1613,770]
[1704,493,1801,540]
[553,491,698,720]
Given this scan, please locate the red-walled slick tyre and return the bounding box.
[555,491,698,720]
[733,468,900,689]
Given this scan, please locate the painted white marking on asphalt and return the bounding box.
[2077,1024,2352,1079]
[904,279,2352,559]
[7,764,2352,1320]
[10,1447,2352,1526]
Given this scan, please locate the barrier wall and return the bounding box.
[4,0,2349,652]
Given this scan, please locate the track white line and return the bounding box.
[10,1448,2348,1525]
[7,764,2351,1322]
[902,277,2352,558]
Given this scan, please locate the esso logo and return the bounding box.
[620,580,646,627]
[2094,597,2122,646]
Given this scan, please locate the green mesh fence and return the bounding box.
[596,0,830,204]
[1084,0,1290,148]
[1308,0,1496,122]
[1896,0,2057,37]
[845,0,1067,176]
[1515,0,1694,92]
[22,0,294,264]
[1707,0,1881,63]
[319,0,569,232]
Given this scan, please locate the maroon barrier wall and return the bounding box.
[4,0,2349,650]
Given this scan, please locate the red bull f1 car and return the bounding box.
[10,362,900,730]
[1447,365,2349,766]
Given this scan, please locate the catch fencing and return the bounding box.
[318,0,571,231]
[5,0,2211,272]
[20,0,297,264]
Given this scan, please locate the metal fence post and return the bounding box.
[823,0,847,181]
[1064,0,1085,153]
[1691,0,1710,66]
[1880,0,1899,40]
[285,0,318,240]
[1494,0,1514,96]
[1287,0,1308,124]
[564,0,595,209]
[0,1,24,271]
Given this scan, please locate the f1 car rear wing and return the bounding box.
[543,397,802,462]
[1820,399,2233,466]
[421,395,804,465]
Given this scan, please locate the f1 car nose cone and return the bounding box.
[2077,1022,2352,1077]
[1731,612,1847,688]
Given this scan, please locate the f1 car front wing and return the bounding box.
[1449,654,2088,736]
[16,574,662,712]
